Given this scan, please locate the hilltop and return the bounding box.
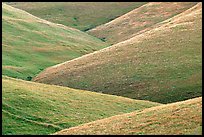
[54,97,202,135]
[2,3,109,80]
[88,2,197,44]
[7,2,146,31]
[33,3,202,104]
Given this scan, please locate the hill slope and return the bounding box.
[7,2,146,31]
[2,3,109,80]
[2,76,161,135]
[34,3,202,104]
[88,2,197,45]
[54,97,202,135]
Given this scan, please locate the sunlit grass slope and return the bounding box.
[7,2,146,31]
[34,3,202,104]
[2,76,161,135]
[54,97,202,135]
[88,2,197,44]
[2,3,109,80]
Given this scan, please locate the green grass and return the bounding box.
[2,76,161,135]
[34,3,202,104]
[2,3,109,80]
[54,97,202,135]
[88,2,197,45]
[6,2,146,31]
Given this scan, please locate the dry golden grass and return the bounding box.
[88,2,197,44]
[34,3,202,80]
[54,97,202,135]
[33,3,202,104]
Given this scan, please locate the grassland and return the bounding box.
[2,76,161,135]
[2,2,202,135]
[2,3,109,80]
[34,3,202,104]
[88,2,197,45]
[7,2,146,31]
[54,97,202,135]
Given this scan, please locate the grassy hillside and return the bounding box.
[2,76,161,135]
[34,3,202,104]
[54,97,202,135]
[2,3,109,80]
[88,2,197,45]
[7,2,146,31]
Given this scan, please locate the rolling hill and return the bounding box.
[7,2,146,31]
[2,3,109,80]
[54,97,202,135]
[88,2,198,45]
[33,3,202,104]
[2,76,161,135]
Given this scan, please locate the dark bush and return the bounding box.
[26,76,32,81]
